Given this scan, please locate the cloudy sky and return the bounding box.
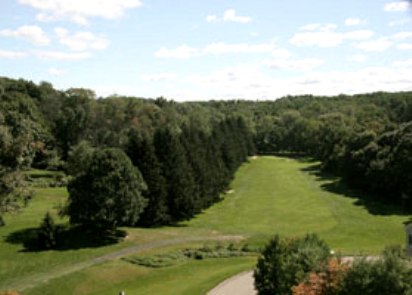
[1,0,412,100]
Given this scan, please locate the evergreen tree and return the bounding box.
[126,130,170,226]
[37,212,57,249]
[154,127,197,221]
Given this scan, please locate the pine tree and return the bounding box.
[37,212,57,249]
[154,127,197,221]
[126,130,170,226]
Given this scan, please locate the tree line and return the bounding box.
[0,77,255,229]
[0,76,411,229]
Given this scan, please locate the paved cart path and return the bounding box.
[207,271,256,295]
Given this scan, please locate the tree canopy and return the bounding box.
[67,148,147,230]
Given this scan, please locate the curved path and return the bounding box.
[206,256,379,295]
[9,235,244,292]
[207,270,256,295]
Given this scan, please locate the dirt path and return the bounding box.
[207,270,256,295]
[9,235,244,292]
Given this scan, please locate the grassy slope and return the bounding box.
[187,156,407,253]
[0,156,409,294]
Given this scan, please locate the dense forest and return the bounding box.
[0,76,411,229]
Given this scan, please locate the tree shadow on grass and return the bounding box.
[5,225,126,252]
[300,161,410,217]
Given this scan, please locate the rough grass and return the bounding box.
[0,156,409,294]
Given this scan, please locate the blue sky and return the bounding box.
[0,0,412,100]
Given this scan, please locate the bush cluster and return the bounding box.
[255,235,412,295]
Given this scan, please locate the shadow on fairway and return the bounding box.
[300,161,409,217]
[5,225,126,252]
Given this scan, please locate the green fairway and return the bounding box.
[187,156,409,253]
[0,156,409,294]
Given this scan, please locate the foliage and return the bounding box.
[126,130,170,226]
[67,148,147,230]
[123,243,255,268]
[338,246,412,295]
[2,76,410,222]
[37,212,57,249]
[123,252,188,268]
[0,168,34,223]
[292,258,349,295]
[254,234,330,295]
[65,140,94,177]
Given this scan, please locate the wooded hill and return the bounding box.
[0,76,411,229]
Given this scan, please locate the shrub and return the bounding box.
[338,246,412,295]
[292,258,349,295]
[254,234,330,295]
[37,212,57,249]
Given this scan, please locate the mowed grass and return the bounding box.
[0,156,409,294]
[25,257,255,295]
[186,156,409,253]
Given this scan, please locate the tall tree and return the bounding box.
[126,129,170,226]
[67,148,147,230]
[154,127,197,221]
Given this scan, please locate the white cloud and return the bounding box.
[397,43,412,49]
[353,38,393,52]
[35,50,91,61]
[272,48,292,59]
[394,59,412,68]
[154,45,198,59]
[345,30,375,40]
[345,18,365,26]
[384,1,411,12]
[290,31,343,47]
[265,58,324,71]
[348,54,367,62]
[299,23,337,31]
[0,25,49,46]
[179,63,412,100]
[393,58,412,67]
[123,61,412,101]
[290,25,374,48]
[184,64,274,99]
[206,9,251,24]
[223,9,252,23]
[389,18,411,26]
[142,73,176,82]
[203,42,275,55]
[55,28,109,51]
[206,15,218,22]
[18,0,142,25]
[392,31,412,40]
[155,42,279,59]
[47,67,65,76]
[0,50,27,59]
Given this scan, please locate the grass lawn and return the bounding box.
[25,257,256,295]
[0,156,409,294]
[187,156,409,253]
